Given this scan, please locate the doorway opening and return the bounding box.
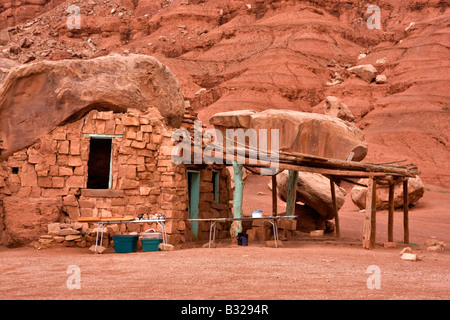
[87,138,112,189]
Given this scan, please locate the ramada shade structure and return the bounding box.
[198,140,419,250]
[179,109,419,249]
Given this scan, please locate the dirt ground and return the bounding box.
[0,175,448,301]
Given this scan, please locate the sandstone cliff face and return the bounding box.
[0,0,449,186]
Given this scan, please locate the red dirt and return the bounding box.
[0,0,449,301]
[0,175,448,300]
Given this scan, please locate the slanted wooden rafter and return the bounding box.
[199,141,418,249]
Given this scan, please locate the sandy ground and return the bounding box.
[0,175,449,301]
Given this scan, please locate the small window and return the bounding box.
[12,167,19,174]
[87,138,112,189]
[212,170,220,202]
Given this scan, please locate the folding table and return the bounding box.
[77,217,168,253]
[188,215,298,248]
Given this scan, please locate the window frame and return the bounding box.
[84,134,122,189]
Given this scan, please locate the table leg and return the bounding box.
[269,219,279,248]
[157,221,167,250]
[209,221,216,248]
[162,223,167,250]
[94,223,104,253]
[94,224,99,253]
[100,223,105,250]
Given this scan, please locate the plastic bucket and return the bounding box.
[112,235,139,253]
[141,228,162,252]
[142,238,162,252]
[237,233,248,246]
[252,210,262,218]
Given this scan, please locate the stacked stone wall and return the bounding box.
[0,108,231,246]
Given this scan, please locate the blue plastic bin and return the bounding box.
[112,234,139,253]
[141,229,162,252]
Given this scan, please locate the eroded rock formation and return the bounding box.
[276,170,346,220]
[0,54,185,159]
[210,109,368,161]
[350,175,425,210]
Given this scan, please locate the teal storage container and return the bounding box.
[142,238,162,252]
[141,228,162,252]
[112,234,139,253]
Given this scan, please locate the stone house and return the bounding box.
[0,54,232,247]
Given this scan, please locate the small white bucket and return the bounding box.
[252,210,262,218]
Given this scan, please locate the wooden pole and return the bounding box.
[210,152,414,178]
[388,183,395,242]
[330,178,340,238]
[286,170,298,216]
[232,162,244,235]
[363,177,377,249]
[403,179,409,245]
[277,150,418,176]
[370,179,377,248]
[272,174,277,216]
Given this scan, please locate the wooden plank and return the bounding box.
[77,216,135,222]
[278,150,418,176]
[233,161,393,177]
[276,163,392,178]
[363,177,376,249]
[403,179,409,245]
[388,183,395,242]
[286,170,298,216]
[330,178,340,238]
[209,149,417,177]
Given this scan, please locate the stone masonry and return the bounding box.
[0,106,232,246]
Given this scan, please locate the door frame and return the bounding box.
[187,170,201,240]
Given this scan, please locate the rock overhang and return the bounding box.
[0,54,185,160]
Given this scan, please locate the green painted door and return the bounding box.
[187,170,200,240]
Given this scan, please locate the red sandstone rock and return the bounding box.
[210,109,368,161]
[0,54,185,159]
[350,175,425,210]
[276,170,346,220]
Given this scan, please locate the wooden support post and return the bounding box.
[388,183,395,242]
[403,179,409,245]
[272,175,277,216]
[363,177,377,249]
[232,162,244,234]
[286,170,298,216]
[330,178,340,238]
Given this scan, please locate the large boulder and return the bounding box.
[350,175,425,210]
[0,54,185,159]
[209,110,256,128]
[276,170,346,220]
[210,109,368,161]
[323,96,355,123]
[347,64,378,82]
